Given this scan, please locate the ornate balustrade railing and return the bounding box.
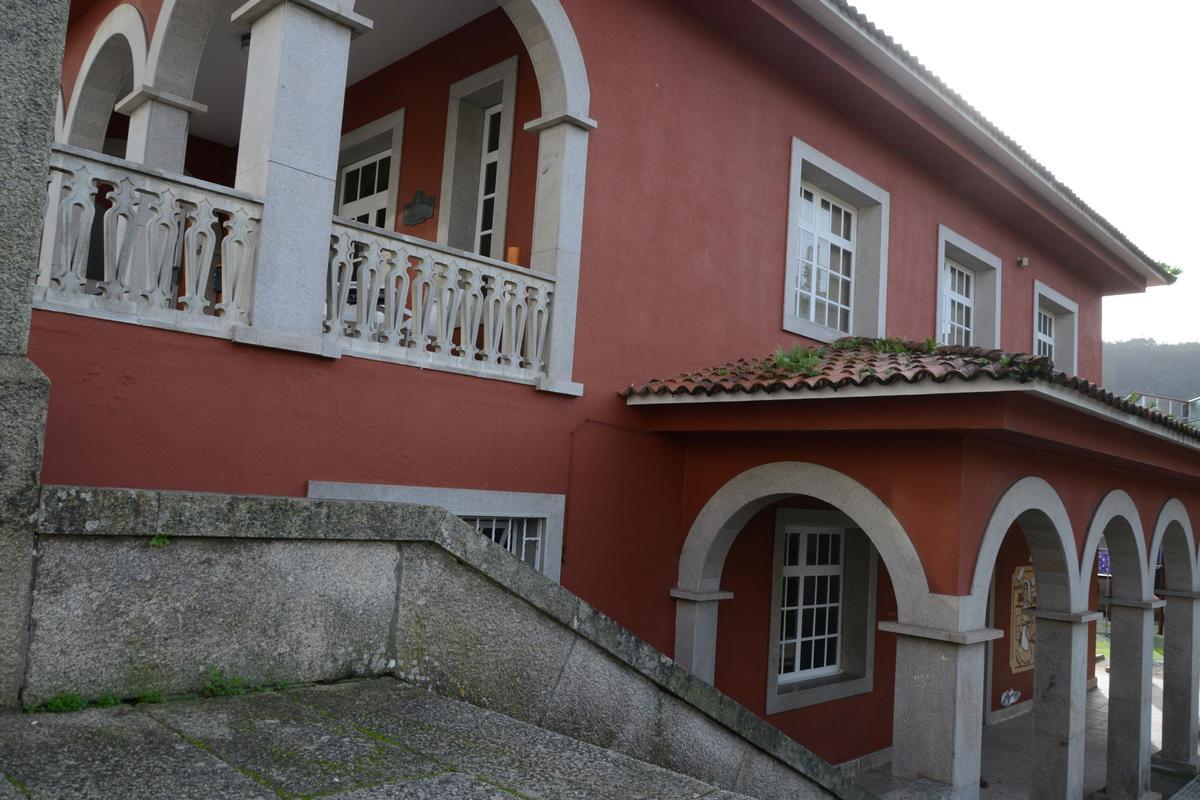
[327,218,555,383]
[36,144,262,337]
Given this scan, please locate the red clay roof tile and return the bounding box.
[620,338,1200,442]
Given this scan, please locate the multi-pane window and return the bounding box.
[778,527,844,682]
[794,184,856,334]
[1035,308,1055,359]
[940,259,975,346]
[474,105,504,258]
[461,515,544,573]
[340,150,392,229]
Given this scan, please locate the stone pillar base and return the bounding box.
[1151,753,1200,777]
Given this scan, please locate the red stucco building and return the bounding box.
[31,1,1200,798]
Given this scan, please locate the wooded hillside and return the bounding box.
[1102,339,1200,399]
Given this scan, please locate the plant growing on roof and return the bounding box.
[770,345,824,376]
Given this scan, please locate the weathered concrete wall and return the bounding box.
[0,0,68,709]
[27,486,856,800]
[26,537,398,702]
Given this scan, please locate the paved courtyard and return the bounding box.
[0,678,758,800]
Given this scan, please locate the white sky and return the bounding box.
[846,0,1200,344]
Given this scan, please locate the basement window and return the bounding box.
[461,515,545,573]
[767,509,877,714]
[1032,280,1078,374]
[305,482,564,582]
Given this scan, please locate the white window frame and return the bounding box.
[793,183,857,335]
[339,149,394,228]
[335,109,405,231]
[306,481,565,582]
[777,525,845,682]
[785,138,889,342]
[473,103,505,257]
[1032,280,1079,374]
[935,225,1002,349]
[438,58,518,258]
[766,509,877,714]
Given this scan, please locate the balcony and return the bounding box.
[45,0,595,394]
[35,146,557,385]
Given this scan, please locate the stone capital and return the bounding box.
[115,86,208,116]
[524,112,598,134]
[878,620,1002,645]
[232,0,373,36]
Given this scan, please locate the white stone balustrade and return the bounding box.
[36,144,262,337]
[327,218,555,384]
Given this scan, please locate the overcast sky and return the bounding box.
[847,0,1200,344]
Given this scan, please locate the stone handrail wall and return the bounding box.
[29,486,866,800]
[327,219,555,383]
[35,144,262,337]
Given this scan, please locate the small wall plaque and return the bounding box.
[402,190,435,227]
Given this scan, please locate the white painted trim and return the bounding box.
[791,0,1166,288]
[307,481,565,582]
[437,57,518,257]
[1033,279,1079,374]
[64,5,149,152]
[1080,490,1151,602]
[784,137,890,342]
[935,224,1002,349]
[337,109,405,231]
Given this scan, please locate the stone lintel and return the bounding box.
[1107,598,1167,610]
[877,620,1002,645]
[232,0,373,36]
[115,86,208,116]
[1031,608,1103,624]
[669,588,734,603]
[524,112,598,134]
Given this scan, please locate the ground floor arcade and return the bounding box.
[623,347,1200,800]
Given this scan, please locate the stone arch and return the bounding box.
[969,476,1081,623]
[1150,498,1198,593]
[673,462,930,677]
[64,5,148,152]
[1080,489,1151,602]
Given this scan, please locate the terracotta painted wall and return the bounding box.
[340,10,541,265]
[716,499,898,764]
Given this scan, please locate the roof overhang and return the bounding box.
[626,378,1200,454]
[790,0,1168,288]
